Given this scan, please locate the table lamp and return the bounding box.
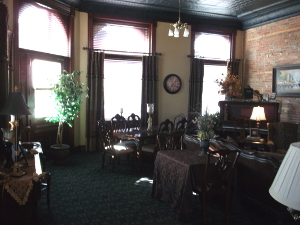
[269,142,300,221]
[147,103,154,131]
[0,92,31,177]
[250,106,266,130]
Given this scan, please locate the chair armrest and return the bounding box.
[266,140,275,152]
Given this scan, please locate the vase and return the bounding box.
[199,139,210,156]
[225,94,236,101]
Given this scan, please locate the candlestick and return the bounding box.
[147,103,154,131]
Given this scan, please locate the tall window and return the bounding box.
[93,19,151,119]
[18,0,71,119]
[194,31,234,114]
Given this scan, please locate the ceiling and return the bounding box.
[57,0,300,30]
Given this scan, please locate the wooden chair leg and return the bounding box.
[111,156,115,172]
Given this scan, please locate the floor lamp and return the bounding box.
[0,92,31,177]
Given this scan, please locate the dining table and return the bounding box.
[113,127,158,150]
[151,149,217,222]
[0,142,43,225]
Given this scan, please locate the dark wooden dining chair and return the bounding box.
[127,113,141,131]
[110,113,133,146]
[111,114,127,133]
[194,149,241,225]
[98,118,134,172]
[138,119,174,171]
[157,132,184,151]
[174,117,188,149]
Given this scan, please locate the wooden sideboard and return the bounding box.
[217,101,280,136]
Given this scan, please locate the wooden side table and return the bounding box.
[244,138,266,151]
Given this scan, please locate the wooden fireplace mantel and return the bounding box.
[217,100,280,135]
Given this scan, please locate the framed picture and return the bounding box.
[263,93,269,102]
[272,64,300,97]
[250,128,259,137]
[270,92,276,100]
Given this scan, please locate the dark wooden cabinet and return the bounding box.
[217,100,280,136]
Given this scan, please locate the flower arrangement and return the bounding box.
[191,109,220,140]
[214,68,241,98]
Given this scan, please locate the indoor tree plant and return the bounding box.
[45,70,85,161]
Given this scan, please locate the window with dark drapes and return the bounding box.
[91,17,153,120]
[190,28,237,115]
[87,16,156,151]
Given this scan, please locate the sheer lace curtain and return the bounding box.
[86,51,105,152]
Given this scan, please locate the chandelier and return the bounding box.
[168,0,189,38]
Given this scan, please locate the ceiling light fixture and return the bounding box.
[168,0,189,38]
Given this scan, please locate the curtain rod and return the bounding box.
[83,47,162,55]
[187,55,240,61]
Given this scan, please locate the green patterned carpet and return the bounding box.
[37,152,295,225]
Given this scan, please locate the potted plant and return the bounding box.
[191,108,220,156]
[45,70,85,161]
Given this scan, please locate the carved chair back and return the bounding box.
[127,113,141,131]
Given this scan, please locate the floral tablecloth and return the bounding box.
[151,149,215,222]
[1,155,37,205]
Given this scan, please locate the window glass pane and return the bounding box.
[104,59,142,119]
[194,32,230,60]
[32,59,61,88]
[32,59,61,118]
[35,90,57,118]
[19,2,69,56]
[93,22,149,54]
[202,65,227,115]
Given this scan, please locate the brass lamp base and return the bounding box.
[9,163,26,177]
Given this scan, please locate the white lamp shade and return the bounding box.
[174,27,179,35]
[183,27,189,37]
[269,142,300,211]
[168,28,173,36]
[250,106,266,121]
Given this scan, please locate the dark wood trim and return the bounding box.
[0,2,8,128]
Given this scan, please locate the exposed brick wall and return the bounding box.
[244,15,300,123]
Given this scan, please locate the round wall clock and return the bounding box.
[163,74,182,94]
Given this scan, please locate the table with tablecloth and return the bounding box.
[151,149,217,221]
[0,142,43,225]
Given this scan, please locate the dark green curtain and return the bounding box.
[141,55,158,127]
[188,58,205,115]
[86,51,105,151]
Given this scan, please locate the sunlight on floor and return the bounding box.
[135,177,153,186]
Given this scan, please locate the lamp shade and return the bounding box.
[0,92,31,116]
[250,106,266,121]
[269,142,300,211]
